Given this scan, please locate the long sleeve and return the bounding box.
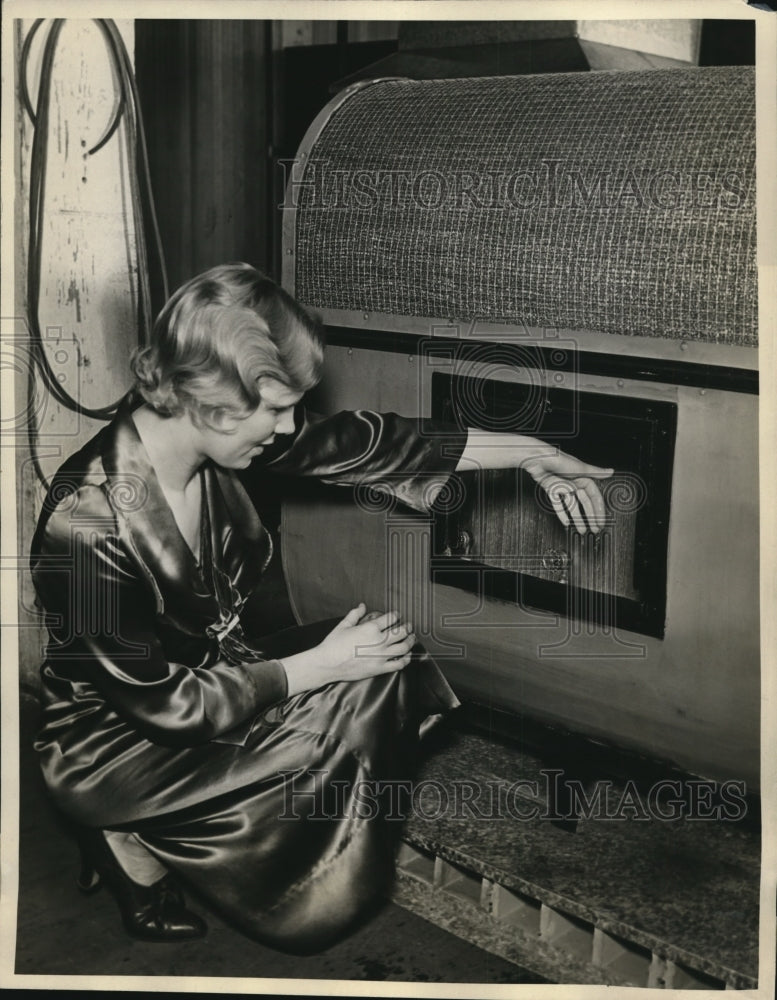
[266,408,469,512]
[31,486,288,749]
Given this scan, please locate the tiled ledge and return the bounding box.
[394,728,759,990]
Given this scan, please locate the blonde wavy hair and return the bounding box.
[131,263,325,426]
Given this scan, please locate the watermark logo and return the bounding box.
[280,158,750,213]
[278,769,749,824]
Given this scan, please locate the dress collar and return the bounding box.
[100,392,217,625]
[100,392,271,625]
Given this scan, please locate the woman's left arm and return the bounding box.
[456,429,613,534]
[265,408,468,512]
[266,408,612,530]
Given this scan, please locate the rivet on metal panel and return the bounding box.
[680,340,688,351]
[347,348,353,356]
[363,313,369,320]
[285,248,293,255]
[408,355,414,363]
[617,379,625,388]
[700,388,706,395]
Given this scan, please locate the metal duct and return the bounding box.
[286,67,756,347]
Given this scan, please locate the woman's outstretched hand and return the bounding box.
[521,451,614,534]
[456,430,613,534]
[281,604,416,696]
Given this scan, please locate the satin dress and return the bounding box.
[30,393,466,951]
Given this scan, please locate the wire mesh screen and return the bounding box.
[292,68,756,346]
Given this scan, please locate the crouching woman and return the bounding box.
[30,263,611,951]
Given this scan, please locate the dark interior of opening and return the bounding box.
[431,371,678,639]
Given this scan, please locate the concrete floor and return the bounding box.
[13,690,548,987]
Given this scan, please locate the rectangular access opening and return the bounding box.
[431,372,677,639]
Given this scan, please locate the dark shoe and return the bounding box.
[77,828,207,942]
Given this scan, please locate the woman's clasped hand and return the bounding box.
[282,605,416,696]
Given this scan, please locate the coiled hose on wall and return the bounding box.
[20,18,167,485]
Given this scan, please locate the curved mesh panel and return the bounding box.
[292,68,756,346]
